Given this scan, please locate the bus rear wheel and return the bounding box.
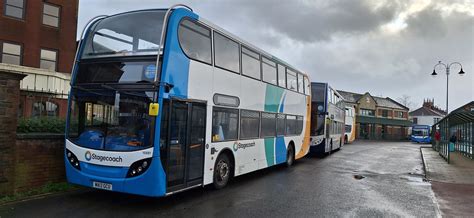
[213,154,231,189]
[286,144,295,167]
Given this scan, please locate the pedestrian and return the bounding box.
[434,130,441,149]
[449,133,457,152]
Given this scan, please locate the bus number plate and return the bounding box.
[92,181,112,191]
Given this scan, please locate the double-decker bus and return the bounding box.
[411,125,431,143]
[65,6,311,197]
[309,82,345,154]
[344,105,356,144]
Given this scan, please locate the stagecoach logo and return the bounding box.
[85,151,92,161]
[84,151,123,163]
[233,142,256,152]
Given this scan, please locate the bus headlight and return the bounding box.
[66,149,81,170]
[126,158,152,178]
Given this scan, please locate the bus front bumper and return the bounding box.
[65,154,166,197]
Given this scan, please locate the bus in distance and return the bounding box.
[344,105,356,144]
[309,82,345,155]
[411,125,431,143]
[65,6,311,197]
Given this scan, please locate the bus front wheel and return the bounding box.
[213,154,232,189]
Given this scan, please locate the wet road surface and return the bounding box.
[0,141,440,217]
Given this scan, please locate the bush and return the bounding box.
[17,117,66,133]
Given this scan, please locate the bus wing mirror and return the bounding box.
[149,103,159,116]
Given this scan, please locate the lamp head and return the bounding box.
[458,68,465,76]
[431,69,437,77]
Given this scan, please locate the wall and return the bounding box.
[11,134,65,194]
[414,115,442,126]
[0,70,25,196]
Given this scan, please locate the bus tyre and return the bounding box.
[286,145,295,167]
[213,154,231,189]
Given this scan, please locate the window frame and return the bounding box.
[213,31,240,75]
[276,113,286,136]
[211,106,240,143]
[261,56,277,85]
[240,45,261,81]
[39,48,58,71]
[239,109,261,140]
[42,2,61,28]
[260,112,277,138]
[0,41,22,65]
[177,18,213,65]
[4,0,26,20]
[285,114,298,136]
[286,68,298,92]
[277,64,287,88]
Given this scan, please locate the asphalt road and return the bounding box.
[0,141,440,217]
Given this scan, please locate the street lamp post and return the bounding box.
[431,61,465,114]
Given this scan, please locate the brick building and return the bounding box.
[338,90,412,140]
[0,0,78,118]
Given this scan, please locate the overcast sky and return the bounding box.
[78,0,473,112]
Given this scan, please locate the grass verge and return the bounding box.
[0,182,80,205]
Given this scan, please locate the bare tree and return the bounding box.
[396,94,414,110]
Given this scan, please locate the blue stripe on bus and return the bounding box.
[275,136,287,164]
[160,8,198,99]
[151,8,199,195]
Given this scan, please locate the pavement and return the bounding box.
[421,147,474,217]
[0,141,441,217]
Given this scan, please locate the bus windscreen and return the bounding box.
[82,10,166,58]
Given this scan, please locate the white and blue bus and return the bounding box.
[309,82,345,154]
[411,125,431,143]
[65,6,311,197]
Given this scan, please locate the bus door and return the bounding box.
[162,99,206,192]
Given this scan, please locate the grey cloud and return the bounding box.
[214,0,403,42]
[78,0,473,111]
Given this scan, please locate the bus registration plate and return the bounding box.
[92,181,112,191]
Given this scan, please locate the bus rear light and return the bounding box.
[127,158,152,178]
[66,149,81,170]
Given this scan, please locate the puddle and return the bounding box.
[401,174,431,186]
[353,175,365,180]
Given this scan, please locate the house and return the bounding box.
[409,99,446,126]
[338,90,412,140]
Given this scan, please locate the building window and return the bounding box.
[413,117,418,124]
[396,111,404,118]
[360,109,375,116]
[212,107,239,142]
[1,42,22,65]
[433,117,440,124]
[4,0,25,19]
[40,49,57,71]
[43,3,60,27]
[240,110,260,139]
[381,109,389,118]
[32,101,59,117]
[178,19,212,64]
